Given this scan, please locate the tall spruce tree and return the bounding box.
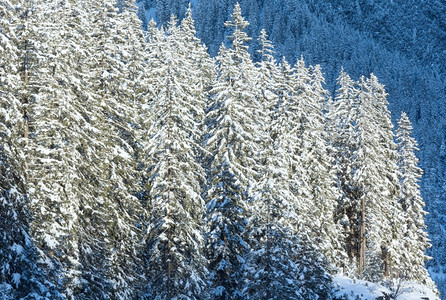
[241,30,306,299]
[20,1,147,297]
[327,69,361,275]
[12,0,76,297]
[76,1,147,297]
[354,75,403,281]
[329,73,404,280]
[0,2,63,298]
[396,112,432,284]
[270,57,314,237]
[141,15,209,300]
[303,63,343,267]
[243,36,334,297]
[203,4,265,298]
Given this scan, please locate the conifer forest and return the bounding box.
[0,0,444,299]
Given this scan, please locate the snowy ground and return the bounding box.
[334,275,439,299]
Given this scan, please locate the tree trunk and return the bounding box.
[358,195,366,278]
[22,15,29,140]
[383,246,390,278]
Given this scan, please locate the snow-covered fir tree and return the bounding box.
[141,14,209,300]
[10,1,148,297]
[8,1,73,297]
[74,1,147,297]
[0,2,63,298]
[354,75,403,281]
[240,32,334,298]
[203,4,267,298]
[24,1,84,294]
[396,112,433,285]
[328,72,407,281]
[268,57,314,238]
[328,69,362,275]
[301,63,344,267]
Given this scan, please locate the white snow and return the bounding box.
[334,275,439,300]
[11,273,21,286]
[44,234,59,249]
[10,243,24,255]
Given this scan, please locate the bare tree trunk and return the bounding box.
[22,8,30,140]
[383,246,390,278]
[346,205,356,272]
[348,211,355,262]
[358,195,366,278]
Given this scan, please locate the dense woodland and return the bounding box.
[137,1,446,295]
[0,0,439,299]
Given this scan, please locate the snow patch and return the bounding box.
[10,243,24,255]
[11,273,21,286]
[334,275,439,300]
[44,234,59,249]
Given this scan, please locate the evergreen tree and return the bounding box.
[204,2,265,187]
[329,73,403,280]
[0,1,65,298]
[271,57,313,233]
[241,34,333,298]
[240,30,300,299]
[204,4,264,298]
[354,75,402,280]
[23,2,88,296]
[75,1,147,297]
[396,112,432,284]
[327,69,361,275]
[19,1,147,297]
[268,57,318,240]
[14,0,72,296]
[303,63,343,267]
[142,15,209,300]
[266,55,341,269]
